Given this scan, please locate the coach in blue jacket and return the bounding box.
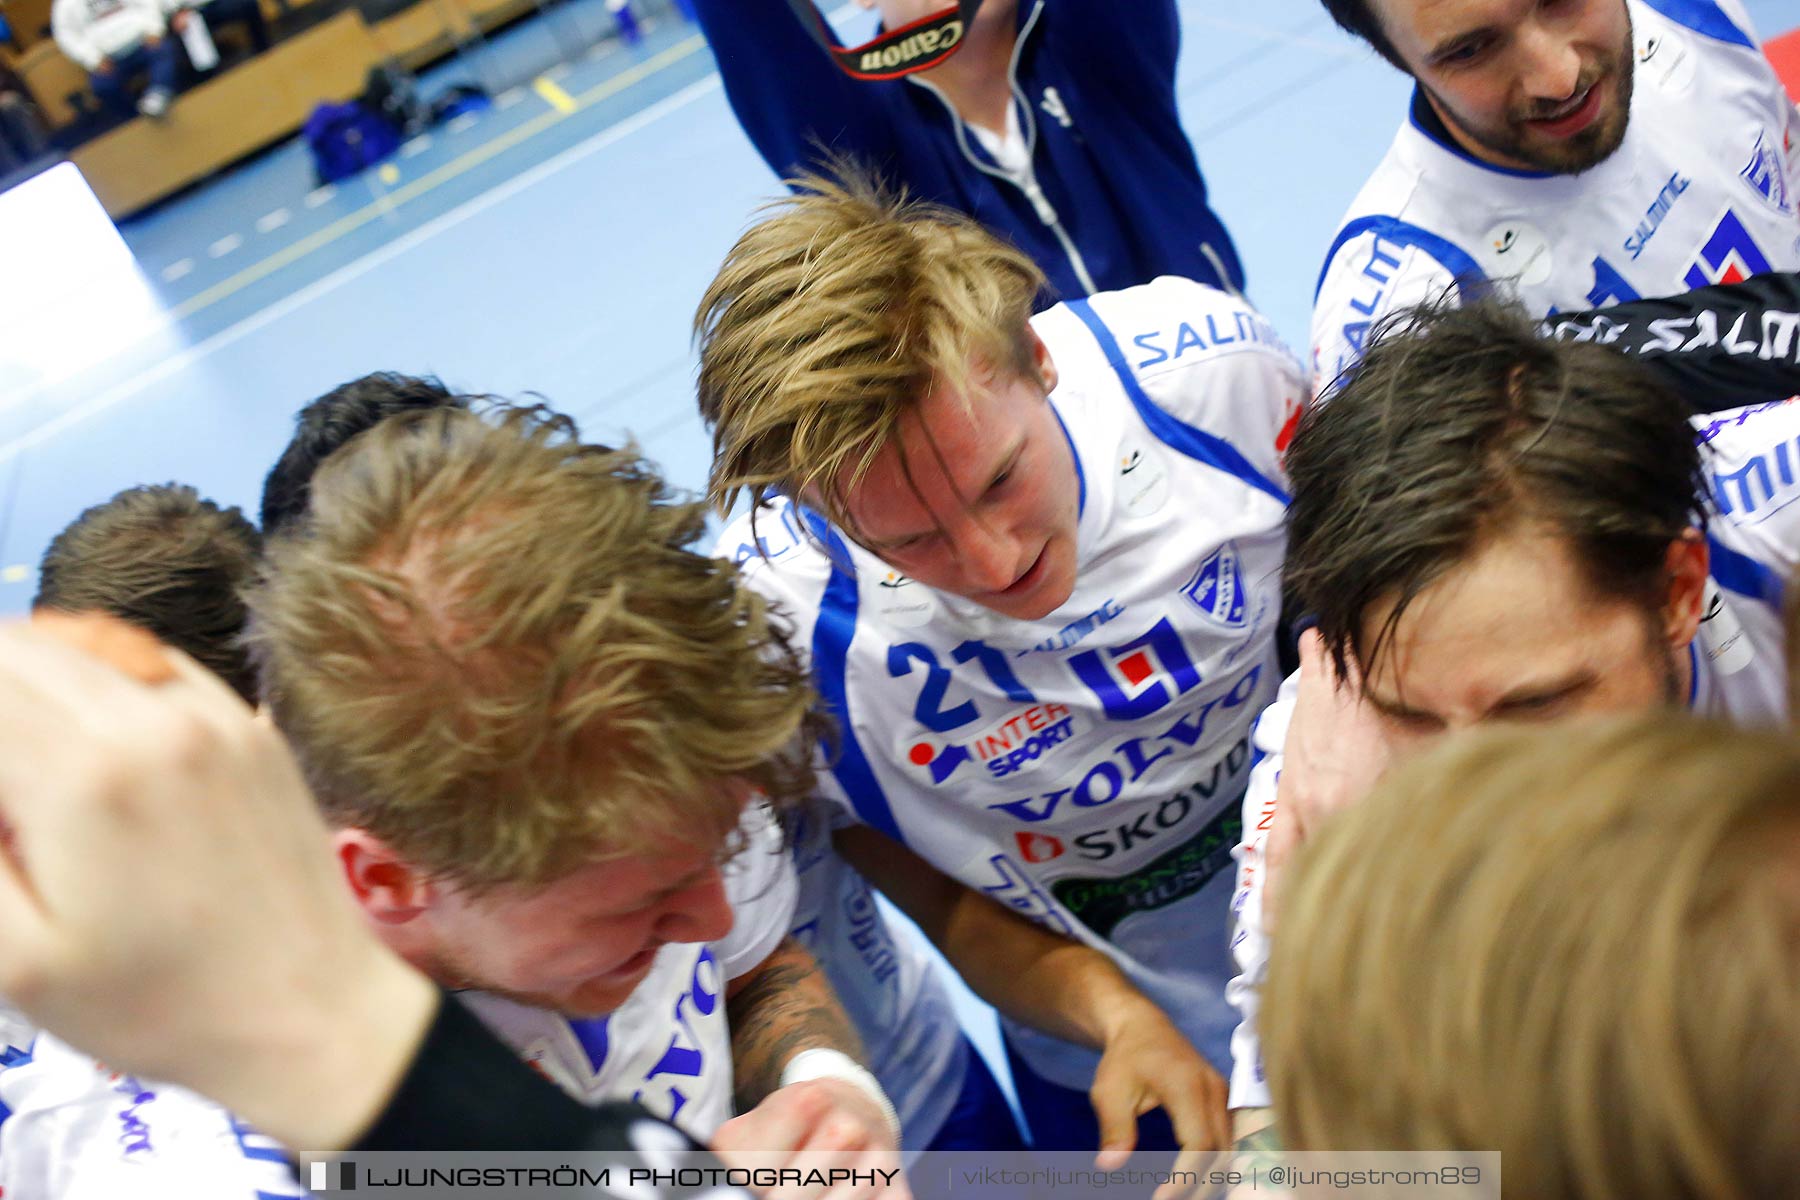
[688,0,1245,305]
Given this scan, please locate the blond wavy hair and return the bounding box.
[695,169,1045,527]
[1264,714,1800,1198]
[246,405,818,890]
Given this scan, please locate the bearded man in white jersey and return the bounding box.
[1310,0,1800,387]
[1227,298,1797,1137]
[698,172,1306,1154]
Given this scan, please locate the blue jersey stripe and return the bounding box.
[1050,402,1086,517]
[1709,535,1785,609]
[1315,214,1489,304]
[802,511,907,845]
[1641,0,1754,49]
[1064,297,1290,507]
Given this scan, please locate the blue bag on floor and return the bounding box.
[303,100,401,185]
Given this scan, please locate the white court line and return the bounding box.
[304,184,337,208]
[255,207,292,234]
[496,88,527,110]
[446,111,481,134]
[207,233,243,258]
[401,135,434,158]
[0,75,723,469]
[160,258,195,282]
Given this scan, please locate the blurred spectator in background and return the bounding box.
[0,57,49,171]
[688,0,1244,306]
[50,0,178,116]
[1262,714,1800,1199]
[34,483,263,703]
[163,0,269,73]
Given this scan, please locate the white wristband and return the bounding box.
[778,1048,903,1147]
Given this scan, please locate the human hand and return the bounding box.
[712,1078,910,1200]
[0,615,437,1151]
[1261,630,1390,930]
[94,57,116,73]
[1090,997,1229,1197]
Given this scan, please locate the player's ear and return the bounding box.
[335,828,434,924]
[1027,326,1058,393]
[1661,529,1709,650]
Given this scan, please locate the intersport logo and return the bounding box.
[906,701,1078,784]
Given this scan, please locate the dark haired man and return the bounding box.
[260,372,464,536]
[1310,0,1800,388]
[1225,298,1796,1119]
[34,483,262,702]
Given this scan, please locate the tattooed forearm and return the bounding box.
[725,936,865,1111]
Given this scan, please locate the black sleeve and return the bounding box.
[353,995,726,1163]
[1540,272,1800,413]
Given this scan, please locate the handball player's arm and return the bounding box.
[834,825,1231,1161]
[714,937,907,1193]
[1542,271,1800,412]
[722,934,868,1112]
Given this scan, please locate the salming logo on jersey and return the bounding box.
[1131,307,1289,371]
[723,503,808,566]
[837,888,900,984]
[1625,172,1691,259]
[108,1074,156,1158]
[1018,598,1126,656]
[1711,435,1800,520]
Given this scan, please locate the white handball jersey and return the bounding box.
[1224,397,1800,1110]
[722,276,1305,1088]
[0,808,796,1195]
[461,805,797,1141]
[784,801,968,1151]
[1312,0,1800,389]
[0,1008,306,1200]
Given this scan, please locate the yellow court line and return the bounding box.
[170,34,705,322]
[533,75,578,114]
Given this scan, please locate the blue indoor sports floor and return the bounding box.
[6,0,1791,601]
[0,0,1793,1112]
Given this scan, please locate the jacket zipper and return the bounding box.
[911,0,1101,298]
